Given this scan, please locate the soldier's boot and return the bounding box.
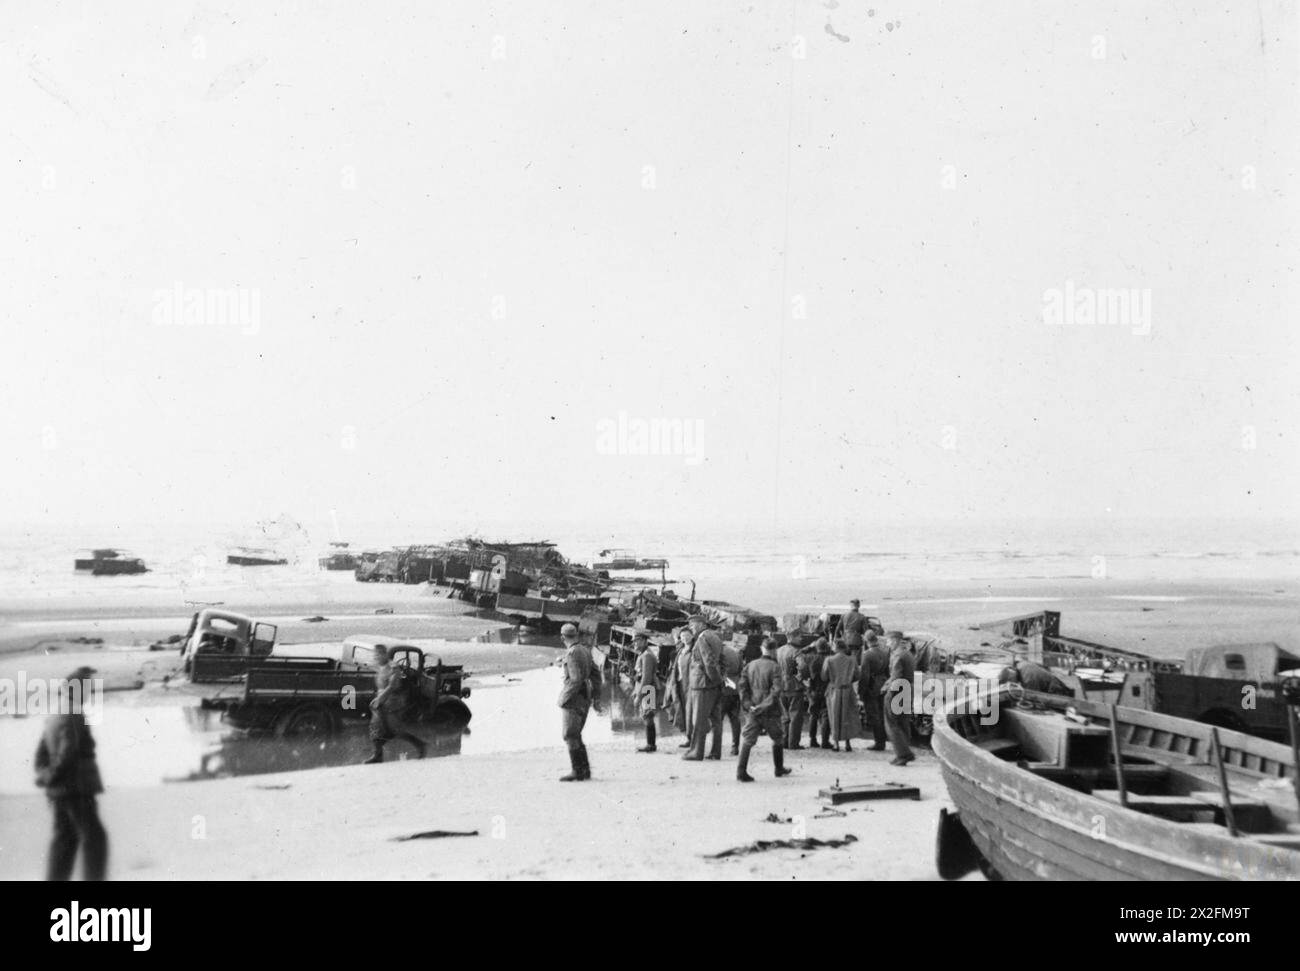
[844,738,853,753]
[774,744,793,778]
[637,721,657,753]
[820,723,833,749]
[706,728,723,760]
[577,744,592,780]
[736,742,755,782]
[682,727,706,760]
[363,741,384,764]
[560,748,582,782]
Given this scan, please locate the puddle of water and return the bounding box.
[0,665,683,792]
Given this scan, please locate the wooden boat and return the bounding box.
[933,684,1300,880]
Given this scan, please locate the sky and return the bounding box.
[1,0,1296,537]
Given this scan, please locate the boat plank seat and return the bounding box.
[974,737,1021,760]
[1186,791,1275,832]
[1022,762,1170,793]
[1092,789,1218,822]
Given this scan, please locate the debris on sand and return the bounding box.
[302,615,329,623]
[374,607,395,615]
[252,784,292,791]
[819,782,920,804]
[763,813,794,824]
[706,834,858,859]
[814,807,848,818]
[392,829,480,842]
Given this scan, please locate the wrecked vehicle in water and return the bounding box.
[201,639,472,736]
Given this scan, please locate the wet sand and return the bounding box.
[1,573,1296,879]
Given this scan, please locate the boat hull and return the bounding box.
[933,687,1300,880]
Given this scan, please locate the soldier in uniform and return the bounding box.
[35,666,108,881]
[633,633,659,753]
[682,614,724,761]
[839,598,870,662]
[671,626,694,746]
[558,622,603,781]
[999,657,1072,695]
[821,639,860,751]
[717,640,743,756]
[858,633,890,751]
[365,644,427,763]
[802,637,833,749]
[736,638,794,782]
[883,631,916,766]
[776,637,806,749]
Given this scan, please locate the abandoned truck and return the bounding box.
[180,608,280,683]
[1118,642,1300,741]
[201,638,472,736]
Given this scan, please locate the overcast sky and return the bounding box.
[2,1,1296,534]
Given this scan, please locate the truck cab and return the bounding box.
[181,609,278,683]
[1121,642,1300,740]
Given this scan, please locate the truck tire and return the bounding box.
[275,703,339,738]
[429,698,472,727]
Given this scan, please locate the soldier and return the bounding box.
[802,637,833,749]
[558,622,604,781]
[633,633,659,753]
[671,626,694,746]
[34,666,108,881]
[858,633,890,751]
[882,631,916,766]
[776,637,807,749]
[364,645,427,763]
[999,657,1072,695]
[717,640,743,756]
[736,638,794,782]
[682,614,724,762]
[821,639,860,751]
[839,598,870,662]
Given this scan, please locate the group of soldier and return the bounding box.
[555,599,921,783]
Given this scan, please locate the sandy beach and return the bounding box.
[1,571,1297,879]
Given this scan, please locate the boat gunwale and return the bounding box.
[932,683,1300,880]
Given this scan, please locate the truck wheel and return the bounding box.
[430,698,472,727]
[276,703,338,738]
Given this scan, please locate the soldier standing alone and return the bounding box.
[558,623,603,781]
[35,666,108,881]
